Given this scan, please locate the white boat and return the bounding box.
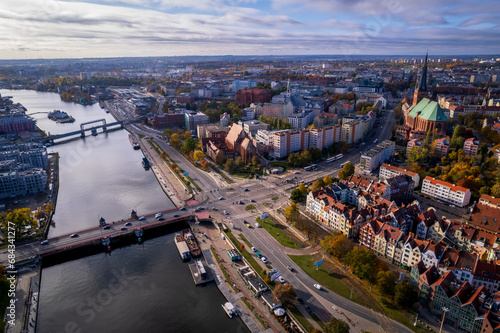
[222,302,238,318]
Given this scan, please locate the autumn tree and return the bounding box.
[193,151,205,162]
[235,156,245,169]
[309,178,325,191]
[290,188,304,202]
[394,281,417,308]
[184,131,192,140]
[324,317,350,333]
[284,202,300,224]
[44,203,53,215]
[273,283,297,306]
[376,271,396,297]
[0,208,36,239]
[342,247,378,282]
[200,160,210,170]
[321,233,353,260]
[298,183,308,195]
[169,133,181,149]
[251,156,260,166]
[323,175,334,186]
[338,162,354,180]
[162,128,174,139]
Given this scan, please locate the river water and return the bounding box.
[0,89,248,333]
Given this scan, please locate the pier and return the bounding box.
[188,258,214,285]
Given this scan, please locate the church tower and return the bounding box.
[413,52,429,106]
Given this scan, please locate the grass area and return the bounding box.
[241,297,269,329]
[211,165,234,184]
[138,134,145,138]
[289,255,361,304]
[288,304,315,333]
[245,204,256,211]
[185,174,202,191]
[263,202,271,207]
[210,246,238,292]
[269,161,289,170]
[310,312,325,329]
[224,231,265,278]
[271,196,279,201]
[376,295,427,333]
[256,217,302,249]
[227,188,235,191]
[239,234,253,249]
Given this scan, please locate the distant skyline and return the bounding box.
[1,0,499,60]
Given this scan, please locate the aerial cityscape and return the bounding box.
[1,1,500,333]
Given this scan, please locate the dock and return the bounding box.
[188,258,214,285]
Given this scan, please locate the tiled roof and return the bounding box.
[423,176,469,193]
[468,202,500,233]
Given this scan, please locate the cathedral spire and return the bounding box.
[419,51,428,91]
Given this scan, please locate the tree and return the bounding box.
[492,184,500,198]
[298,183,308,195]
[235,156,245,169]
[193,151,205,162]
[323,175,334,186]
[324,317,350,333]
[394,281,417,308]
[184,131,192,140]
[169,133,181,149]
[0,208,36,239]
[251,156,260,166]
[162,128,174,139]
[309,178,325,191]
[284,203,300,224]
[342,247,378,282]
[273,283,297,306]
[44,203,53,215]
[200,160,210,170]
[224,158,236,173]
[321,233,353,260]
[376,271,396,297]
[290,188,304,202]
[240,244,245,250]
[181,137,197,154]
[338,162,354,180]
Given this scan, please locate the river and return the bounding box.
[0,89,248,333]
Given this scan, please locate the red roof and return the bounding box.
[423,176,469,193]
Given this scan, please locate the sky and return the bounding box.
[0,0,499,59]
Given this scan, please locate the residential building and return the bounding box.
[406,139,422,155]
[241,121,268,137]
[185,112,210,133]
[287,111,314,130]
[308,126,341,150]
[236,88,271,106]
[415,209,438,240]
[0,112,36,134]
[262,103,289,120]
[147,112,185,129]
[434,138,450,158]
[359,140,395,172]
[463,138,480,156]
[401,236,429,268]
[427,218,451,243]
[467,195,500,234]
[379,164,420,188]
[383,175,414,204]
[421,176,471,207]
[0,169,47,199]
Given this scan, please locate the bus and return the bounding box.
[326,154,343,163]
[340,161,350,168]
[303,164,317,171]
[373,138,378,144]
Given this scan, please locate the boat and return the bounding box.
[183,229,201,258]
[129,134,141,150]
[222,302,238,318]
[142,157,150,169]
[174,233,191,259]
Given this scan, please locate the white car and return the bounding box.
[261,257,268,264]
[138,216,146,221]
[314,284,322,290]
[155,213,163,218]
[278,276,286,283]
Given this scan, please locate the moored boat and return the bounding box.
[183,229,201,258]
[222,302,238,318]
[142,157,150,169]
[174,233,191,260]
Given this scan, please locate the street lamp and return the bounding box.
[439,307,449,333]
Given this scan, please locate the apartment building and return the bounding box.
[421,176,471,207]
[434,138,450,158]
[406,139,422,154]
[0,169,47,199]
[272,126,341,158]
[359,140,395,172]
[463,138,480,156]
[379,163,420,188]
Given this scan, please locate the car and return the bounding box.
[103,225,111,230]
[70,233,79,238]
[314,284,322,290]
[224,210,229,215]
[219,197,224,200]
[239,201,245,205]
[120,227,127,231]
[173,214,180,217]
[155,213,163,218]
[294,171,300,174]
[197,206,205,210]
[212,207,218,211]
[305,305,312,313]
[296,297,304,304]
[194,209,200,212]
[243,188,249,192]
[250,199,256,203]
[255,223,260,228]
[157,217,165,221]
[245,223,251,228]
[138,216,146,221]
[256,251,262,258]
[40,240,49,245]
[125,222,132,226]
[251,247,257,252]
[450,204,456,208]
[278,276,286,283]
[180,207,187,211]
[261,257,268,264]
[286,265,293,271]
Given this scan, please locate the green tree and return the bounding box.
[284,202,300,224]
[184,131,192,140]
[342,247,378,282]
[376,271,396,297]
[251,156,260,166]
[298,183,308,195]
[492,184,500,198]
[0,208,36,239]
[424,129,432,145]
[224,158,236,173]
[273,283,297,306]
[451,125,464,149]
[394,281,417,308]
[309,178,325,191]
[235,156,245,169]
[181,136,197,154]
[324,317,350,333]
[290,188,304,202]
[338,162,354,180]
[162,128,174,139]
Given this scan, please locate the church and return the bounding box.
[397,53,449,140]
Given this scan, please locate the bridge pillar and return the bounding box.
[80,131,85,138]
[102,126,107,132]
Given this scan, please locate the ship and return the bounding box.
[183,229,201,258]
[222,302,238,318]
[129,134,140,150]
[142,157,150,169]
[174,233,191,260]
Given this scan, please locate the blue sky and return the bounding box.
[0,0,498,59]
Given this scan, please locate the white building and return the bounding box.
[379,164,420,188]
[287,111,314,130]
[359,140,395,172]
[421,176,471,207]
